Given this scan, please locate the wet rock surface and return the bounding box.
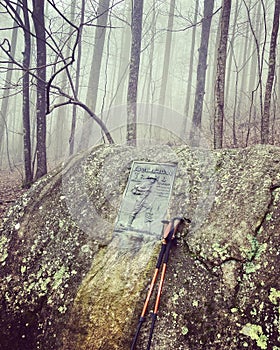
[0,144,280,349]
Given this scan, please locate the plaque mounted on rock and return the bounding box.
[114,161,177,237]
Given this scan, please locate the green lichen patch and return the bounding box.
[181,326,189,335]
[212,241,230,260]
[240,323,268,349]
[269,288,280,305]
[0,235,9,264]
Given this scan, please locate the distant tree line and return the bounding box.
[0,0,280,186]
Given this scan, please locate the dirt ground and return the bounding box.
[0,169,26,223]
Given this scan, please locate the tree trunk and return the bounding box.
[50,1,77,159]
[190,0,214,147]
[245,1,263,146]
[214,0,231,149]
[0,1,20,166]
[234,0,251,146]
[261,0,280,144]
[115,1,132,106]
[157,0,175,132]
[158,0,175,108]
[126,0,144,145]
[69,0,85,156]
[22,0,33,186]
[225,0,239,105]
[181,1,199,138]
[79,0,110,150]
[32,0,47,179]
[145,0,156,106]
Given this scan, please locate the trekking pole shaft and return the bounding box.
[146,313,157,350]
[130,243,167,350]
[130,317,144,350]
[154,263,167,314]
[130,271,158,350]
[140,241,166,318]
[155,235,174,313]
[131,217,184,350]
[146,231,175,349]
[141,269,159,318]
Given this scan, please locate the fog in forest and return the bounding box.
[0,0,279,184]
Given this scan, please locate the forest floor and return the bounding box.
[0,169,26,223]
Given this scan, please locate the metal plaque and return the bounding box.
[114,161,177,237]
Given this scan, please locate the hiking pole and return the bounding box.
[146,217,182,350]
[130,217,183,350]
[130,220,170,350]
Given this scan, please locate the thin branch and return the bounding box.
[0,40,74,76]
[0,0,115,146]
[46,0,79,30]
[0,26,20,30]
[82,0,125,26]
[1,0,24,28]
[48,90,114,145]
[169,6,222,32]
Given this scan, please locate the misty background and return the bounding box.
[0,0,279,185]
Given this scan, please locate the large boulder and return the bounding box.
[0,144,280,350]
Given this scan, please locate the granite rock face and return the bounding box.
[0,144,280,350]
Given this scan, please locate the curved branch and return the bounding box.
[0,38,114,145]
[48,98,114,145]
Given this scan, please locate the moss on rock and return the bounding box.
[0,144,280,349]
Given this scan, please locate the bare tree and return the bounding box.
[181,1,199,138]
[32,0,47,179]
[233,0,251,146]
[214,0,231,149]
[43,2,115,146]
[53,1,77,160]
[127,0,144,145]
[244,0,267,145]
[225,0,239,105]
[0,0,115,179]
[79,0,110,150]
[190,0,214,147]
[115,0,131,106]
[22,0,32,186]
[261,0,280,144]
[158,0,175,108]
[0,1,20,166]
[69,0,85,156]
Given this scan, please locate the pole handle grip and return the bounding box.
[162,217,183,241]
